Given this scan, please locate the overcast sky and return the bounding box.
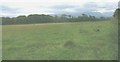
[0,0,119,17]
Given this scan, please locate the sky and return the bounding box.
[0,0,119,17]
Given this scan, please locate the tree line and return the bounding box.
[1,14,110,25]
[114,8,120,42]
[114,8,120,20]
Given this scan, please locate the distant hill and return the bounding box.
[52,11,113,18]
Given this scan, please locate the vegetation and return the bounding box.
[3,20,118,60]
[114,8,120,20]
[1,7,118,60]
[2,14,110,25]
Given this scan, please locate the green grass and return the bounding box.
[0,25,2,61]
[2,20,118,60]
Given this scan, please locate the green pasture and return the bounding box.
[2,20,118,60]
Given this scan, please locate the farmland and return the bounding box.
[2,20,118,60]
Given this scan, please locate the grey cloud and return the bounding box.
[83,2,116,10]
[118,1,120,8]
[82,2,115,17]
[84,2,99,8]
[50,4,77,10]
[47,4,78,14]
[1,2,116,17]
[105,3,117,9]
[0,5,20,13]
[48,2,115,17]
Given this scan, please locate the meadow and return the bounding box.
[2,20,118,60]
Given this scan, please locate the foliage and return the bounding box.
[113,8,120,20]
[2,14,110,25]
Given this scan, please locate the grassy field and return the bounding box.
[0,25,2,61]
[2,20,118,60]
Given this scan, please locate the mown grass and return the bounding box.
[2,20,118,60]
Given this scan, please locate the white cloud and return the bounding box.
[95,9,115,13]
[0,0,119,17]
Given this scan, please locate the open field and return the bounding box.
[2,20,118,60]
[0,25,2,61]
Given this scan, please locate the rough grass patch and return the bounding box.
[63,41,76,48]
[79,29,88,33]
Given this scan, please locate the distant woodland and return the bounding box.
[1,9,119,25]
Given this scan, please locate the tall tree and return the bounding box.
[114,8,120,20]
[16,15,27,24]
